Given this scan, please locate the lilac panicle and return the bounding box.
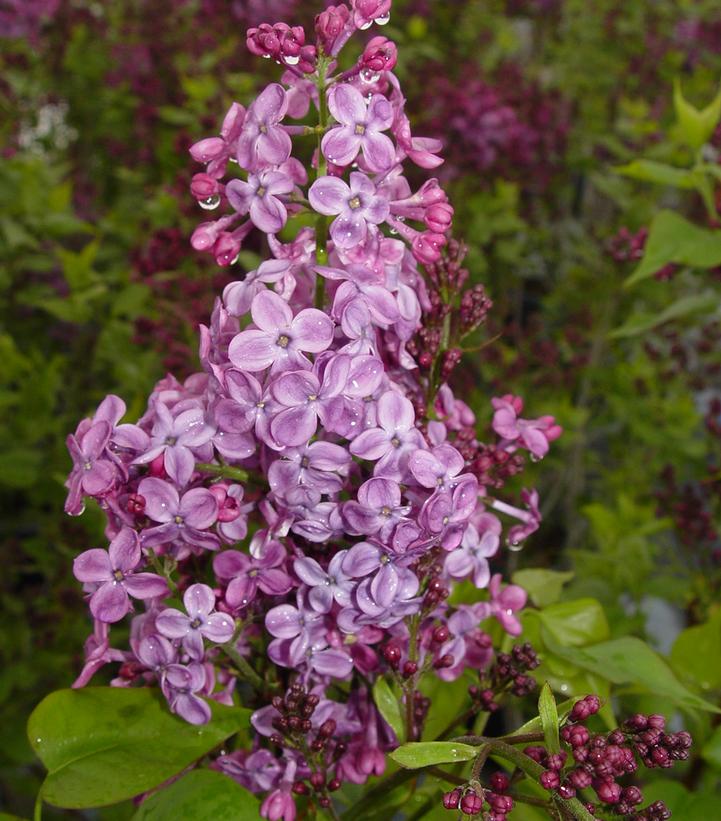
[63,1,564,814]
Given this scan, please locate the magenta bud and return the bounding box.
[213,233,241,267]
[360,35,397,72]
[425,202,454,233]
[442,789,461,810]
[460,791,483,815]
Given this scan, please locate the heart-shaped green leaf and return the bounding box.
[28,687,250,808]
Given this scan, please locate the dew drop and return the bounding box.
[376,12,391,25]
[36,737,43,744]
[529,452,541,463]
[360,68,381,84]
[284,54,300,66]
[507,538,524,552]
[199,194,221,211]
[389,227,398,235]
[359,20,373,30]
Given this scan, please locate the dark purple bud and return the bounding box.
[460,791,484,815]
[443,789,461,810]
[540,770,559,790]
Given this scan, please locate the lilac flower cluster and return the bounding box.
[65,2,562,817]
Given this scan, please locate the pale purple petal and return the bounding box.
[350,428,389,460]
[342,542,381,577]
[82,460,116,496]
[271,371,319,406]
[328,84,366,125]
[256,128,292,166]
[228,329,278,372]
[271,405,318,447]
[308,176,350,215]
[108,527,141,573]
[265,604,302,639]
[250,194,287,234]
[138,478,179,523]
[331,211,366,249]
[81,421,111,460]
[156,608,190,639]
[74,549,112,583]
[164,446,195,488]
[293,557,327,586]
[251,289,292,333]
[226,179,254,214]
[377,391,414,432]
[290,309,334,352]
[321,127,360,166]
[312,648,353,678]
[213,549,250,581]
[90,582,130,623]
[180,488,218,529]
[174,693,211,725]
[362,131,396,172]
[123,573,169,600]
[202,612,235,643]
[184,583,216,618]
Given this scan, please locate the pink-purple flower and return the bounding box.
[156,583,235,660]
[309,172,389,248]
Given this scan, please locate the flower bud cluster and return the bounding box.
[443,782,514,821]
[533,699,690,820]
[468,641,539,713]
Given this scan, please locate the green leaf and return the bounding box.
[670,609,721,691]
[546,637,721,714]
[615,159,699,189]
[538,683,560,754]
[538,598,609,647]
[643,781,721,819]
[373,677,405,742]
[702,725,721,770]
[512,569,574,608]
[27,687,250,808]
[132,769,260,820]
[510,696,583,737]
[625,210,721,286]
[673,80,721,150]
[609,292,720,339]
[390,741,478,769]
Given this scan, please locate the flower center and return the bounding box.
[83,460,93,471]
[256,401,265,409]
[390,436,401,448]
[113,569,124,582]
[307,394,318,402]
[165,436,177,446]
[380,553,391,564]
[174,515,184,524]
[259,124,268,134]
[190,617,202,629]
[256,185,266,198]
[380,506,392,517]
[354,123,366,135]
[276,334,290,348]
[348,195,362,210]
[300,456,310,468]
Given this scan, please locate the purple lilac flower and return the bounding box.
[269,354,350,446]
[491,394,562,460]
[215,369,281,448]
[343,477,410,539]
[408,443,465,490]
[226,168,294,234]
[132,403,215,487]
[138,477,221,551]
[236,83,292,170]
[213,541,293,609]
[228,290,334,373]
[73,527,169,623]
[321,84,395,171]
[65,421,117,515]
[349,390,425,478]
[268,441,351,495]
[444,519,499,587]
[190,102,246,179]
[162,662,211,725]
[309,172,389,248]
[156,583,235,660]
[484,573,527,635]
[293,551,354,613]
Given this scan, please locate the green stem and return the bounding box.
[223,637,275,693]
[195,462,249,482]
[497,731,545,745]
[314,59,330,307]
[34,793,42,821]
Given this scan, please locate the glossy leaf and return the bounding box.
[538,598,609,647]
[373,677,405,742]
[538,683,560,754]
[512,569,573,608]
[390,741,478,769]
[132,769,260,820]
[625,210,721,286]
[546,637,721,714]
[609,293,719,339]
[27,687,250,808]
[615,159,698,189]
[670,609,721,692]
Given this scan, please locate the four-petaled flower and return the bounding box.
[321,84,395,171]
[73,527,169,623]
[138,477,220,551]
[226,168,294,235]
[309,172,389,249]
[236,83,291,170]
[156,583,235,660]
[228,290,334,373]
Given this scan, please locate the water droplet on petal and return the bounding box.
[376,13,391,25]
[530,452,542,463]
[360,68,381,84]
[359,20,373,30]
[199,194,221,210]
[284,54,300,66]
[507,537,523,552]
